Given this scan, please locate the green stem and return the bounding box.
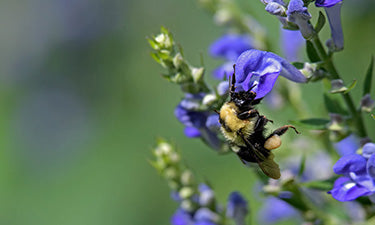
[311,36,368,137]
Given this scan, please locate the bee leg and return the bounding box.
[264,125,299,150]
[237,109,259,120]
[269,125,300,137]
[254,115,273,132]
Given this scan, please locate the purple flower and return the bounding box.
[329,143,375,201]
[334,135,359,156]
[171,208,194,225]
[226,192,249,225]
[286,0,314,39]
[234,49,307,99]
[209,34,253,80]
[315,0,344,51]
[258,197,301,224]
[174,93,222,149]
[280,28,305,62]
[209,34,253,61]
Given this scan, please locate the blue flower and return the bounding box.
[171,208,194,225]
[234,49,307,99]
[286,0,314,39]
[329,142,375,201]
[258,197,300,224]
[315,0,344,51]
[280,28,305,62]
[174,93,222,149]
[209,34,253,61]
[209,34,253,80]
[226,192,249,225]
[334,135,359,156]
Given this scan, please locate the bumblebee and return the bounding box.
[217,67,299,179]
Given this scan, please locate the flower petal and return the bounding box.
[334,135,359,156]
[209,34,253,61]
[367,154,375,179]
[315,0,342,8]
[329,182,371,201]
[363,143,375,159]
[226,192,248,225]
[333,154,367,175]
[267,52,307,82]
[324,3,344,52]
[184,127,201,138]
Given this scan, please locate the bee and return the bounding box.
[217,66,299,179]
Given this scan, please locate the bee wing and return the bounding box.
[239,134,281,179]
[256,152,281,179]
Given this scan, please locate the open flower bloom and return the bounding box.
[209,34,253,80]
[315,0,344,51]
[234,49,307,99]
[226,192,248,225]
[286,0,314,39]
[329,143,375,201]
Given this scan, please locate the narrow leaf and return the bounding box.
[289,118,330,130]
[306,40,320,62]
[315,11,326,33]
[302,180,333,191]
[363,55,374,96]
[344,79,357,94]
[298,154,306,177]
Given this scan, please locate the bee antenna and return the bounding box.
[247,83,257,92]
[229,64,236,99]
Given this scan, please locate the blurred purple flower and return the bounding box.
[329,143,375,201]
[209,34,253,61]
[286,0,314,39]
[315,0,344,51]
[171,209,194,225]
[280,28,305,62]
[174,93,221,149]
[234,49,306,99]
[209,34,253,80]
[258,197,300,224]
[226,192,249,225]
[334,135,359,156]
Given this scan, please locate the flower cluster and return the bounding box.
[174,93,222,150]
[330,141,375,201]
[261,0,344,51]
[151,140,248,225]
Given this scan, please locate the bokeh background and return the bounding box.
[0,0,374,224]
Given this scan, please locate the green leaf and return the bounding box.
[315,11,326,33]
[298,154,306,177]
[371,114,375,120]
[306,40,320,62]
[344,79,357,93]
[289,118,330,130]
[324,93,348,115]
[301,177,337,191]
[292,62,305,69]
[363,55,374,96]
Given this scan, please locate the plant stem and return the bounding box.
[311,36,368,137]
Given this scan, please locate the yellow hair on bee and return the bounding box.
[264,135,281,150]
[219,102,257,146]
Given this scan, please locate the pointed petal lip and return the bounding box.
[267,52,307,82]
[329,182,371,201]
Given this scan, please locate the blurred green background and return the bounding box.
[0,0,374,225]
